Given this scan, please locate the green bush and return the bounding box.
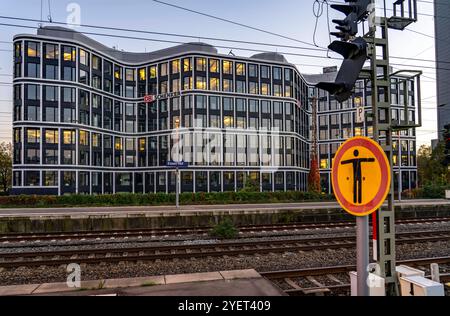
[210,218,239,239]
[0,190,336,208]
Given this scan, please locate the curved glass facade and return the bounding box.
[12,27,311,195]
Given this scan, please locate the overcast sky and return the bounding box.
[0,0,439,147]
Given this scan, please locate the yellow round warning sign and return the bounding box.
[331,137,391,217]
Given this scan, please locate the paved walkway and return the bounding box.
[0,269,285,296]
[0,199,447,218]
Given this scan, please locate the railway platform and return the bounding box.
[0,199,449,234]
[0,269,285,296]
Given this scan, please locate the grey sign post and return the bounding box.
[357,216,370,296]
[166,161,188,208]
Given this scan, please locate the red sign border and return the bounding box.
[331,137,391,217]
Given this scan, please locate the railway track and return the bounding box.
[0,229,448,269]
[1,216,449,243]
[260,257,450,296]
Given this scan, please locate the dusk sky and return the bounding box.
[0,0,439,147]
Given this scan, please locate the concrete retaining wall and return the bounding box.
[0,203,449,234]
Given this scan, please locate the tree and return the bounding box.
[417,143,449,187]
[0,142,12,193]
[308,158,321,194]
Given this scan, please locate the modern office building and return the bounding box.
[11,26,311,195]
[305,72,418,195]
[11,26,417,195]
[435,0,450,136]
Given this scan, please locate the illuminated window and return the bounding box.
[44,43,58,59]
[149,65,157,79]
[114,66,122,79]
[236,63,245,76]
[79,49,89,66]
[223,116,234,128]
[171,78,180,92]
[139,138,146,151]
[196,76,206,90]
[223,60,233,74]
[45,129,58,144]
[125,69,135,81]
[79,130,89,146]
[210,78,219,91]
[63,130,75,144]
[183,58,192,72]
[63,46,76,61]
[27,129,40,144]
[261,83,270,95]
[27,42,40,57]
[209,59,219,73]
[115,137,123,150]
[171,60,180,73]
[196,58,206,71]
[139,68,146,81]
[354,127,363,136]
[320,159,329,169]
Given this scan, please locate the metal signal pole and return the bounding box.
[365,0,418,296]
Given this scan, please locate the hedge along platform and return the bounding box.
[0,200,449,234]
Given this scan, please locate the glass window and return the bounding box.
[139,68,146,81]
[62,108,75,123]
[25,171,40,185]
[209,59,219,73]
[62,87,75,103]
[223,116,234,128]
[171,60,180,73]
[261,83,270,95]
[236,99,246,112]
[209,77,219,91]
[223,97,233,111]
[27,129,40,144]
[160,63,168,77]
[63,66,75,81]
[249,82,258,94]
[236,63,245,76]
[209,96,219,110]
[92,55,101,70]
[62,130,75,145]
[45,130,58,144]
[44,43,58,59]
[26,105,40,121]
[125,68,135,81]
[273,67,282,80]
[45,107,57,122]
[149,65,157,78]
[44,85,58,102]
[196,76,206,90]
[63,46,76,61]
[79,49,89,66]
[196,58,206,71]
[26,84,40,100]
[183,58,192,72]
[223,79,233,92]
[27,63,40,78]
[43,171,58,185]
[236,80,245,93]
[249,64,258,77]
[223,60,233,74]
[27,41,40,57]
[44,64,58,80]
[261,65,270,79]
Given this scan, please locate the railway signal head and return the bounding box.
[330,0,371,40]
[316,37,368,103]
